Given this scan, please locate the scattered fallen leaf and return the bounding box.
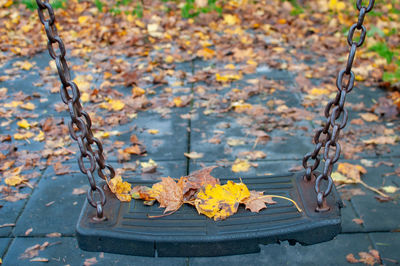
[360,113,379,122]
[352,218,364,225]
[83,257,98,266]
[147,129,159,134]
[381,185,399,194]
[30,257,49,262]
[363,136,397,145]
[232,159,251,173]
[45,232,61,238]
[337,162,367,183]
[25,228,33,236]
[184,152,204,159]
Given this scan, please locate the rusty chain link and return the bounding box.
[303,0,375,211]
[35,0,116,220]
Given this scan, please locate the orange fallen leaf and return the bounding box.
[243,191,277,212]
[337,162,367,183]
[108,176,132,202]
[151,177,184,213]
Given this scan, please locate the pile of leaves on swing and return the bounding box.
[107,166,301,220]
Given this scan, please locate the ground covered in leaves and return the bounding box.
[0,0,399,265]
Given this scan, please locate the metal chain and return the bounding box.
[35,0,116,220]
[302,0,375,211]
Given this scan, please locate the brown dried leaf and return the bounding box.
[45,232,61,238]
[151,177,183,213]
[84,257,98,266]
[363,136,397,145]
[352,218,364,225]
[358,251,377,266]
[180,166,219,200]
[19,242,49,259]
[243,190,277,213]
[72,187,87,195]
[30,257,49,262]
[346,253,359,264]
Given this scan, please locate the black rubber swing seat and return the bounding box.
[76,171,342,257]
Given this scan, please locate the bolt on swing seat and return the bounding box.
[34,0,375,257]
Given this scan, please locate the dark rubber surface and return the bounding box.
[76,172,342,257]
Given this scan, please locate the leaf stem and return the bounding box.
[260,195,303,212]
[358,180,390,198]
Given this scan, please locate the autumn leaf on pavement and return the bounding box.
[334,162,390,199]
[183,152,204,159]
[346,249,382,265]
[337,162,367,183]
[242,190,277,212]
[232,159,251,173]
[108,176,132,202]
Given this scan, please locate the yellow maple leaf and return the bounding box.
[165,55,174,64]
[20,61,33,71]
[231,101,252,113]
[4,101,23,108]
[232,159,251,173]
[381,185,399,194]
[14,132,34,140]
[5,175,25,186]
[195,181,250,220]
[173,96,183,107]
[17,119,30,129]
[223,14,240,25]
[196,48,215,60]
[34,130,45,142]
[108,176,132,202]
[337,162,367,182]
[140,159,157,169]
[329,0,346,12]
[132,87,145,97]
[310,88,331,95]
[100,98,125,111]
[109,99,125,111]
[3,0,13,8]
[215,73,242,83]
[148,129,159,134]
[20,102,35,110]
[78,16,90,24]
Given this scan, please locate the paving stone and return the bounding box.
[13,160,186,236]
[190,159,303,179]
[3,237,188,266]
[190,111,314,162]
[189,233,373,266]
[104,110,189,161]
[0,168,44,237]
[0,238,11,258]
[12,166,87,236]
[351,190,400,232]
[370,232,400,265]
[339,200,364,233]
[336,158,400,232]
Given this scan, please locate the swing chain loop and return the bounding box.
[356,0,375,13]
[303,0,374,211]
[36,0,115,220]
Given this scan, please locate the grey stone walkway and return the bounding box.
[0,52,399,265]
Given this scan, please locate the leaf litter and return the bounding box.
[109,166,301,221]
